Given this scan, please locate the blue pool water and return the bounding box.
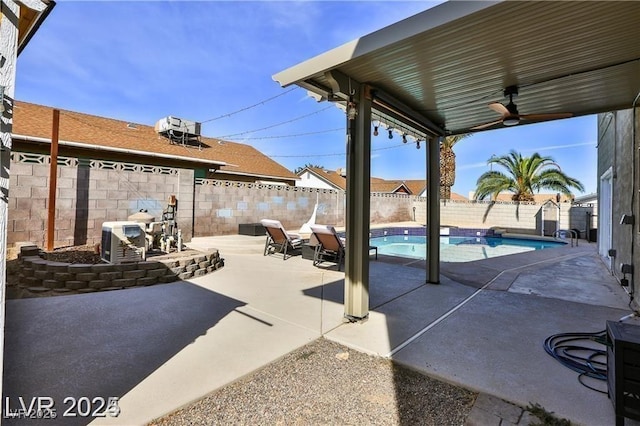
[370,235,566,262]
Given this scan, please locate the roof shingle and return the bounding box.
[12,101,297,180]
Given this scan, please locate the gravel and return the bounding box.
[150,338,476,426]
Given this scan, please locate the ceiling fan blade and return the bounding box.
[519,112,573,121]
[488,102,509,115]
[470,119,503,130]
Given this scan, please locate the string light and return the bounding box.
[200,87,297,123]
[402,133,407,143]
[416,140,421,149]
[388,128,394,139]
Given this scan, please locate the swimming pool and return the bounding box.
[370,234,566,262]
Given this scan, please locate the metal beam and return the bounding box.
[427,136,440,283]
[370,88,446,138]
[344,83,371,321]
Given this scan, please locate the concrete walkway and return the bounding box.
[3,233,639,425]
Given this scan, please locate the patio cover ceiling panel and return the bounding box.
[274,1,640,135]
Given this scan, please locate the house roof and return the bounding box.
[274,1,640,136]
[299,168,466,199]
[12,101,298,181]
[303,167,348,190]
[490,193,574,203]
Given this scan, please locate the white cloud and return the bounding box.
[522,141,595,153]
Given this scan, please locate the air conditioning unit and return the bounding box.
[154,116,201,138]
[101,221,146,264]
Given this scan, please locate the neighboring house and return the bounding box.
[295,167,465,199]
[573,192,597,206]
[12,101,298,185]
[7,101,299,248]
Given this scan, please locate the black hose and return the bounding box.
[543,330,608,393]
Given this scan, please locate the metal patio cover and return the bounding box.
[272,0,640,320]
[273,0,640,135]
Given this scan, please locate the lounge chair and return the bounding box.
[260,219,304,260]
[309,225,378,270]
[309,224,346,270]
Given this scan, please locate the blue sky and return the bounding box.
[17,1,597,197]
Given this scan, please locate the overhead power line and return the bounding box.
[229,127,343,141]
[213,105,335,138]
[200,87,297,124]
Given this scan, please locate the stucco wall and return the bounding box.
[598,108,639,306]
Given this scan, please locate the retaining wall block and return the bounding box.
[161,260,180,268]
[123,270,146,280]
[24,277,42,287]
[198,260,210,269]
[136,261,163,270]
[45,263,70,273]
[68,264,93,274]
[206,252,218,261]
[91,264,117,273]
[77,288,97,293]
[185,264,199,273]
[29,259,49,271]
[193,269,207,277]
[34,270,53,280]
[146,269,168,278]
[65,281,87,290]
[43,279,64,289]
[99,271,122,281]
[53,272,74,282]
[76,273,98,282]
[112,278,136,288]
[21,268,34,277]
[178,271,193,280]
[117,263,139,272]
[178,258,194,267]
[195,255,207,264]
[136,277,158,286]
[170,266,185,275]
[158,275,178,283]
[89,280,111,290]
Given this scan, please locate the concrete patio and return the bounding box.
[3,231,638,425]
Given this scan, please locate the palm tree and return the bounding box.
[474,150,584,202]
[439,134,470,199]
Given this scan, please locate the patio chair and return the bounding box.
[260,219,304,260]
[309,224,346,270]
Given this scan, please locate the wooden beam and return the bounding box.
[47,109,59,251]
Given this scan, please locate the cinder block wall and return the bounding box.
[413,198,595,236]
[8,153,183,248]
[7,151,595,250]
[193,179,346,235]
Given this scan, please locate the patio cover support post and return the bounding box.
[344,83,371,321]
[427,136,440,283]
